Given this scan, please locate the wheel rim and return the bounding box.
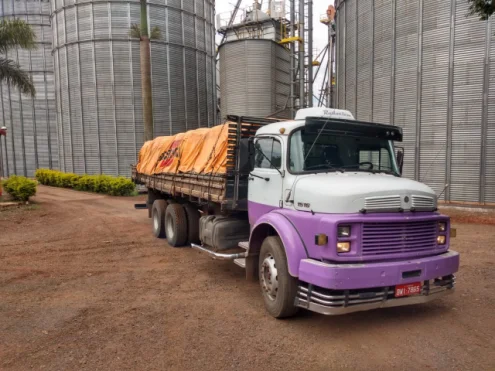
[166,214,175,239]
[260,253,278,301]
[153,211,159,232]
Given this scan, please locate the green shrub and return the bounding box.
[2,175,37,202]
[34,169,135,196]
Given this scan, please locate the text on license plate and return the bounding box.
[395,282,422,297]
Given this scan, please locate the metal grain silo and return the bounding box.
[0,0,57,177]
[335,0,495,205]
[218,8,291,120]
[51,0,216,176]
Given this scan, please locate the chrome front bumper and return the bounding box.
[295,275,455,315]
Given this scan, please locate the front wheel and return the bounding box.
[259,236,299,318]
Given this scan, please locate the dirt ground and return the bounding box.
[1,186,494,371]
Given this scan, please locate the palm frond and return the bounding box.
[0,19,36,54]
[150,26,162,40]
[467,0,495,20]
[0,58,35,97]
[129,23,141,39]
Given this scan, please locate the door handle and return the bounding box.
[249,173,270,181]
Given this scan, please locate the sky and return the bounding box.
[215,0,334,103]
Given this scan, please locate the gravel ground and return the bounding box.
[0,186,494,370]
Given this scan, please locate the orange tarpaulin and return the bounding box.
[136,124,230,176]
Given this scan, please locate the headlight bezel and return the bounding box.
[438,222,447,232]
[337,225,351,238]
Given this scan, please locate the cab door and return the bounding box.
[247,136,284,225]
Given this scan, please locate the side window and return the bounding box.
[255,138,282,169]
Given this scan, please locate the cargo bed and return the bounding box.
[132,115,282,212]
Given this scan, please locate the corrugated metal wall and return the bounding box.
[218,39,291,120]
[335,0,495,205]
[0,0,58,177]
[51,0,216,176]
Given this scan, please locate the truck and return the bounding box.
[132,107,459,318]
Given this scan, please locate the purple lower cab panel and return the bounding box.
[298,250,459,290]
[295,252,459,315]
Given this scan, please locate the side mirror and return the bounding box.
[396,147,404,175]
[248,137,256,172]
[248,137,255,157]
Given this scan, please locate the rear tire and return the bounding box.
[183,204,200,244]
[165,203,188,247]
[259,236,299,318]
[151,199,167,238]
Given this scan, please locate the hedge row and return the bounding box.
[2,175,37,202]
[35,169,136,196]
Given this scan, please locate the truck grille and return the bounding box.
[364,195,401,211]
[362,220,438,255]
[411,195,436,210]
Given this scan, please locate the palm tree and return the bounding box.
[0,19,36,97]
[129,0,162,142]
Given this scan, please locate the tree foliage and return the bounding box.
[129,24,162,40]
[0,19,36,97]
[468,0,495,20]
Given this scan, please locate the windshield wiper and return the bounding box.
[355,168,400,177]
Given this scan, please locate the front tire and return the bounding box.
[259,236,299,318]
[165,203,188,247]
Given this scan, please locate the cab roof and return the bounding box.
[256,108,356,136]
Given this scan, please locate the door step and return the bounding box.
[234,258,246,269]
[238,241,249,250]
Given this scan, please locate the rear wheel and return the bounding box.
[259,236,299,318]
[183,203,200,244]
[165,203,188,247]
[151,199,167,238]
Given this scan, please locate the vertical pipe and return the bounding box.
[128,3,137,163]
[12,0,27,176]
[370,0,375,121]
[108,2,119,175]
[290,0,295,116]
[165,6,173,134]
[335,7,339,108]
[343,2,347,108]
[41,5,52,169]
[480,18,491,204]
[6,0,15,175]
[90,3,102,173]
[181,5,188,130]
[446,0,456,202]
[415,0,424,181]
[307,0,313,107]
[26,2,38,172]
[328,29,334,107]
[390,0,396,125]
[62,6,74,172]
[354,0,358,117]
[0,131,3,178]
[75,2,87,173]
[298,0,304,108]
[15,47,27,176]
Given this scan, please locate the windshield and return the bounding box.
[289,128,399,175]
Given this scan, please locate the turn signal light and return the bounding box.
[437,235,446,245]
[337,242,351,253]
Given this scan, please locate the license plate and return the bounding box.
[395,282,422,297]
